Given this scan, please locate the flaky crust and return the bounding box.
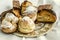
[37,10,56,22]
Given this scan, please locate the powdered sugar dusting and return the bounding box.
[5,13,18,23]
[23,16,35,29]
[1,13,18,30]
[1,19,15,30]
[24,6,37,13]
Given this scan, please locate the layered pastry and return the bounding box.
[1,13,19,33]
[18,16,35,33]
[21,0,37,21]
[37,10,56,22]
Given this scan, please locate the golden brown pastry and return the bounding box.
[37,10,56,22]
[21,0,32,15]
[13,0,21,18]
[12,9,21,18]
[1,13,19,33]
[21,0,37,21]
[18,16,35,33]
[1,19,17,33]
[22,6,37,21]
[5,13,19,23]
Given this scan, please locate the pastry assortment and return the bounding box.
[0,0,57,37]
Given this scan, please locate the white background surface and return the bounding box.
[0,0,60,40]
